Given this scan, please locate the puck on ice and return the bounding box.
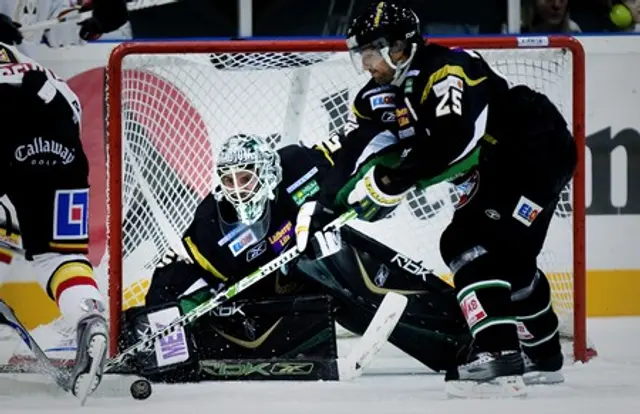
[130,379,152,400]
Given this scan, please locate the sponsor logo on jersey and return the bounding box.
[454,170,480,209]
[229,229,258,257]
[292,180,320,206]
[15,137,75,166]
[485,209,501,220]
[395,107,411,127]
[286,167,318,194]
[217,223,247,246]
[404,77,414,94]
[53,189,88,240]
[246,239,267,262]
[516,321,535,340]
[268,220,293,254]
[381,111,395,123]
[398,126,415,139]
[460,291,487,329]
[369,92,395,110]
[513,196,543,226]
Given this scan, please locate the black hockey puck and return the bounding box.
[130,379,152,400]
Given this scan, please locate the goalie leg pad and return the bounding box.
[196,294,337,363]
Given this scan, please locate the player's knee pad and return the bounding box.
[511,269,561,358]
[444,245,519,351]
[121,302,198,382]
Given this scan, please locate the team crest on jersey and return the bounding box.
[454,171,480,209]
[53,189,89,240]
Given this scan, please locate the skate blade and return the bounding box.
[523,370,564,385]
[445,375,527,399]
[76,334,107,406]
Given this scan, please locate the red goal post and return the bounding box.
[106,36,587,362]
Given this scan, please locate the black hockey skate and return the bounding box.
[445,350,526,398]
[523,350,564,385]
[70,308,108,405]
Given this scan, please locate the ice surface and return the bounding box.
[1,317,640,414]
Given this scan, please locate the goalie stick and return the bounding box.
[105,210,358,372]
[20,0,182,33]
[338,292,408,380]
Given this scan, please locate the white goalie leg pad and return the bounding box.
[337,292,408,380]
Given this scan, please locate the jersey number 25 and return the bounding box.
[433,76,463,117]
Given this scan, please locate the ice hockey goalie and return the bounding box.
[119,133,471,383]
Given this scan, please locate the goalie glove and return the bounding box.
[347,165,409,222]
[295,201,342,260]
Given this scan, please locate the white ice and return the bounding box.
[1,317,640,414]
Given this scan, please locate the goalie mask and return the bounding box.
[214,134,282,230]
[346,1,422,86]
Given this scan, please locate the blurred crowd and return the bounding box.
[1,0,639,49]
[127,0,640,40]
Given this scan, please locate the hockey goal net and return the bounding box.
[105,37,589,363]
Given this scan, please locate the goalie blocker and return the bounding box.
[118,226,470,383]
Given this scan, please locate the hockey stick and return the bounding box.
[0,300,71,391]
[105,210,358,372]
[337,291,408,380]
[20,0,181,33]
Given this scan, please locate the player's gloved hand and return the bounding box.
[78,0,129,41]
[295,201,342,260]
[0,14,23,45]
[347,165,408,222]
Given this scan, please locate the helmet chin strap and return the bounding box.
[381,43,418,86]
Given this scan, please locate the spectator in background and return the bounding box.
[412,0,504,35]
[521,0,581,33]
[571,0,640,32]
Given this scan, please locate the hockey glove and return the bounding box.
[295,201,342,260]
[78,0,129,41]
[0,14,23,45]
[347,166,408,222]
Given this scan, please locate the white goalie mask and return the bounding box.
[213,134,282,227]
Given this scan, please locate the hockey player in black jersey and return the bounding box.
[120,133,470,383]
[0,42,108,400]
[295,1,577,398]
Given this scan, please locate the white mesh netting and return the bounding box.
[111,46,580,346]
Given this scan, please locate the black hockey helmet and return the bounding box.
[346,1,422,85]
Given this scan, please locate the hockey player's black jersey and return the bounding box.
[314,80,401,207]
[178,144,333,292]
[327,43,569,207]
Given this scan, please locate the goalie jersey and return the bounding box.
[161,143,338,298]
